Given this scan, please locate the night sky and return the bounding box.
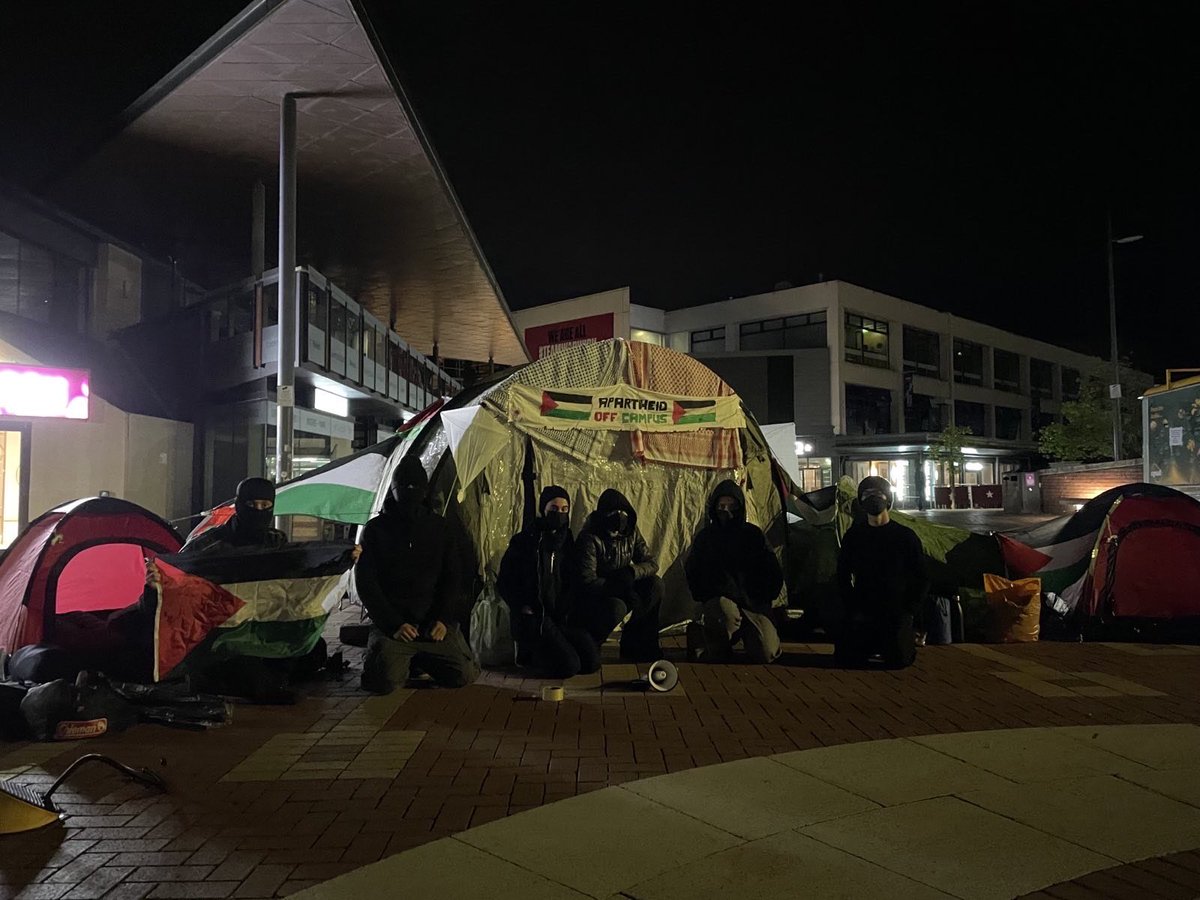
[3,1,1197,376]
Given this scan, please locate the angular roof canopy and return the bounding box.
[47,0,526,365]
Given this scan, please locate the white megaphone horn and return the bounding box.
[643,659,678,693]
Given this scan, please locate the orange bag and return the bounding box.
[982,574,1041,643]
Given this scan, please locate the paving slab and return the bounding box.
[801,795,1115,900]
[627,830,954,900]
[620,756,878,839]
[961,774,1200,862]
[773,737,1016,806]
[911,727,1154,783]
[456,786,741,897]
[1056,723,1200,770]
[291,833,589,899]
[1119,766,1200,810]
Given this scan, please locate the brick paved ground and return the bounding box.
[3,607,1200,899]
[1019,849,1200,899]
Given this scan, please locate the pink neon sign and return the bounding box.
[0,364,90,420]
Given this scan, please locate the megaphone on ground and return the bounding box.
[643,659,678,692]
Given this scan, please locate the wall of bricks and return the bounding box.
[1039,459,1143,514]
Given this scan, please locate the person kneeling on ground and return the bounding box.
[497,486,601,679]
[684,480,784,664]
[572,489,664,662]
[834,475,928,669]
[355,458,480,693]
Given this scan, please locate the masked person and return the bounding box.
[355,457,480,693]
[181,477,287,553]
[572,489,664,662]
[835,475,928,669]
[497,486,600,679]
[685,480,784,664]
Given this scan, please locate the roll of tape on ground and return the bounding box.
[541,685,565,702]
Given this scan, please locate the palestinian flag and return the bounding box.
[539,390,591,421]
[156,542,355,667]
[672,399,718,426]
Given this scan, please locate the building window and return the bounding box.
[739,311,827,351]
[0,229,87,327]
[996,406,1023,440]
[1062,367,1081,400]
[844,313,889,368]
[993,348,1021,393]
[953,339,984,386]
[954,400,986,436]
[846,384,892,435]
[907,393,944,432]
[902,326,941,378]
[1030,358,1054,399]
[1033,410,1057,434]
[690,326,725,354]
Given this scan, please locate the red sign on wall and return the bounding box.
[524,313,615,360]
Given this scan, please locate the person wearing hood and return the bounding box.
[181,477,288,553]
[497,486,600,678]
[684,480,784,664]
[572,489,664,662]
[355,457,480,693]
[835,475,927,669]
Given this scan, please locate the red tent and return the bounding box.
[0,497,183,654]
[1083,494,1200,621]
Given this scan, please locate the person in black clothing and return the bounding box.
[181,477,287,553]
[355,457,480,693]
[684,480,784,664]
[498,485,600,679]
[835,475,928,669]
[572,488,664,662]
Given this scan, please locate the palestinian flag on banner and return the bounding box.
[155,542,355,669]
[539,390,592,421]
[673,399,718,425]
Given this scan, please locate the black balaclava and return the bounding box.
[538,485,571,533]
[857,475,893,517]
[595,488,635,539]
[387,457,429,521]
[708,479,747,529]
[233,477,275,541]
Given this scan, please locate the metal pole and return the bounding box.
[1107,211,1122,461]
[275,94,297,484]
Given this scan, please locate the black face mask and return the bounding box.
[715,509,735,526]
[862,494,889,516]
[605,510,628,536]
[542,511,569,531]
[235,503,273,534]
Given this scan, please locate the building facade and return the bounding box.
[514,280,1151,508]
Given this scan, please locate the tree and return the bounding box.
[1038,373,1143,463]
[928,424,973,509]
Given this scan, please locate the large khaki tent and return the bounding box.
[364,339,788,625]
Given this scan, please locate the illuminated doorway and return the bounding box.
[0,427,28,549]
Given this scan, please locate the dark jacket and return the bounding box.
[837,518,928,620]
[181,517,287,555]
[497,523,575,626]
[685,480,783,610]
[574,489,658,594]
[354,503,461,636]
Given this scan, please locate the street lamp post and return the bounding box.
[1105,212,1143,461]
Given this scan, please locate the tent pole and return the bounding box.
[275,94,297,485]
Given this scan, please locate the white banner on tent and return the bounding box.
[441,405,481,459]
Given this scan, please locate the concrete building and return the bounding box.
[513,280,1151,508]
[0,0,526,545]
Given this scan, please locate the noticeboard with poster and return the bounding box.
[1145,377,1200,486]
